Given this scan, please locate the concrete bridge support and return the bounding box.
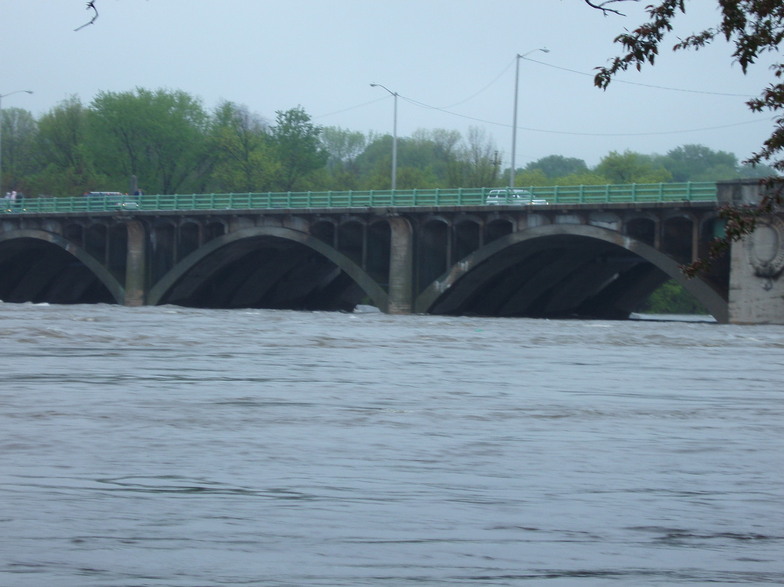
[720,180,784,324]
[124,220,146,306]
[386,216,414,314]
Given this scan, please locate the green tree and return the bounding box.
[656,144,739,182]
[639,279,707,314]
[399,129,456,185]
[269,106,327,191]
[525,155,588,180]
[354,134,398,189]
[320,126,367,190]
[31,96,104,196]
[321,126,367,171]
[449,127,501,188]
[1,107,37,195]
[553,171,612,186]
[512,168,548,187]
[89,88,209,194]
[208,101,277,193]
[595,150,672,184]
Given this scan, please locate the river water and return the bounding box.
[0,303,782,586]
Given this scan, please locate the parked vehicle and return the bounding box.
[485,188,548,206]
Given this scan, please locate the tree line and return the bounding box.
[0,87,776,199]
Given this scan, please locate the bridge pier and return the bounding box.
[720,180,784,324]
[123,220,147,306]
[386,216,414,314]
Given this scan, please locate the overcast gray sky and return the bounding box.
[1,1,777,168]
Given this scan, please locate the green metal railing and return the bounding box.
[1,182,718,214]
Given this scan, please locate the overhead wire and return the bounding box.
[397,93,769,137]
[522,56,754,98]
[316,56,769,138]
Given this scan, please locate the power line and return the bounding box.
[315,55,765,137]
[522,56,754,98]
[314,95,388,120]
[436,58,516,109]
[398,93,769,137]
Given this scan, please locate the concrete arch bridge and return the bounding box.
[1,181,782,323]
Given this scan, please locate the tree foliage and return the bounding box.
[593,0,784,171]
[656,144,736,182]
[89,88,210,195]
[596,150,672,183]
[525,155,588,180]
[589,0,784,277]
[269,106,328,192]
[32,96,103,196]
[208,101,276,193]
[0,107,37,191]
[1,85,773,199]
[637,279,707,314]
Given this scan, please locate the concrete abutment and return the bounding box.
[719,180,784,324]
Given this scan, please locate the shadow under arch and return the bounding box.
[148,226,389,310]
[415,223,728,323]
[0,228,125,304]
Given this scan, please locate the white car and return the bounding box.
[485,188,548,206]
[85,191,140,210]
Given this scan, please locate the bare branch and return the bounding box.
[583,0,634,17]
[74,1,98,32]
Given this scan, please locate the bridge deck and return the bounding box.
[2,182,717,214]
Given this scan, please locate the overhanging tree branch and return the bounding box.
[583,0,633,17]
[74,1,98,32]
[589,0,784,275]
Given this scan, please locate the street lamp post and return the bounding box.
[0,89,34,195]
[510,49,548,187]
[370,83,398,190]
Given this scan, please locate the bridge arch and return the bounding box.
[0,228,124,304]
[179,220,201,259]
[625,213,658,247]
[453,215,482,263]
[485,216,515,244]
[415,223,728,322]
[367,219,391,287]
[418,216,450,288]
[337,218,364,266]
[312,218,337,247]
[147,226,389,311]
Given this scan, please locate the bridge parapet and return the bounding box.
[2,182,717,215]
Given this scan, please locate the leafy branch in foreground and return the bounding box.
[682,180,784,277]
[591,0,784,274]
